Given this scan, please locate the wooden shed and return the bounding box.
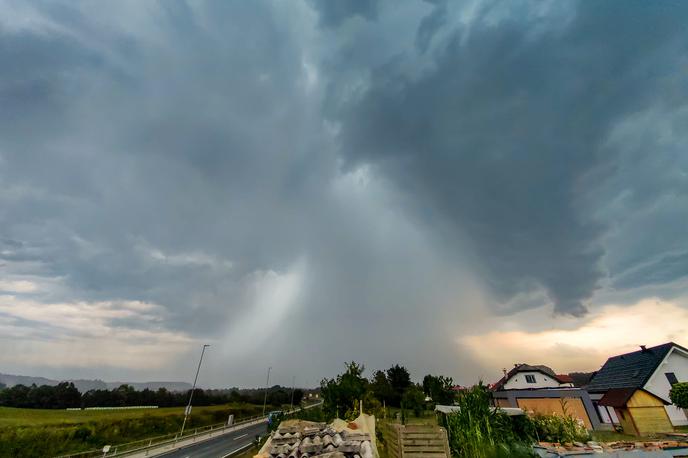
[598,387,673,436]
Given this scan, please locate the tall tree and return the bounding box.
[370,370,393,404]
[386,365,411,407]
[422,374,455,405]
[321,362,368,419]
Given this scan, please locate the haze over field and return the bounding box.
[1,0,687,387]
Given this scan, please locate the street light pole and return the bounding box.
[180,344,210,438]
[290,376,296,411]
[262,366,272,416]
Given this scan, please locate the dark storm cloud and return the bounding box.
[307,0,378,27]
[0,0,687,385]
[319,0,688,315]
[0,0,330,335]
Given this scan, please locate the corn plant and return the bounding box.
[443,383,535,458]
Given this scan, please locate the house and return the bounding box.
[491,364,575,391]
[598,388,673,436]
[490,363,599,430]
[586,342,688,427]
[492,388,600,430]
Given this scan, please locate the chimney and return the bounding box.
[640,345,647,352]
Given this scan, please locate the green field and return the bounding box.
[0,404,237,427]
[0,403,266,458]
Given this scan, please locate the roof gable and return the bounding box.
[493,364,560,390]
[586,342,685,392]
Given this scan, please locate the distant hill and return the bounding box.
[105,381,193,392]
[0,373,192,393]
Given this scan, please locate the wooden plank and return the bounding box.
[394,424,449,458]
[401,452,446,455]
[402,453,446,456]
[402,442,446,446]
[402,444,446,447]
[404,452,447,458]
[402,442,445,447]
[402,440,444,444]
[402,434,445,438]
[402,432,444,435]
[402,433,443,440]
[402,430,439,436]
[402,437,444,440]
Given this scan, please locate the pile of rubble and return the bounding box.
[256,420,375,458]
[535,439,688,457]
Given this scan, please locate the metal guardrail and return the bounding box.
[54,415,266,458]
[54,401,323,458]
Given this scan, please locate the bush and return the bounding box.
[401,385,425,418]
[292,406,328,423]
[669,382,688,409]
[530,413,590,443]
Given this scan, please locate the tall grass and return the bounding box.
[443,384,534,458]
[529,399,590,444]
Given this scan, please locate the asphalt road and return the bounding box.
[158,422,267,458]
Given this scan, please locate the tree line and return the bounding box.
[0,382,304,409]
[320,362,456,419]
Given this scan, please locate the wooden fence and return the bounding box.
[382,424,450,458]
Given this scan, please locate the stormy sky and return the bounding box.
[1,0,687,388]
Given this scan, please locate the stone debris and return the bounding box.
[266,422,373,458]
[535,439,688,456]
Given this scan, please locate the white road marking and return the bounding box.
[233,433,248,440]
[221,442,254,458]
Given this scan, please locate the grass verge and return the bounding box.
[0,403,265,458]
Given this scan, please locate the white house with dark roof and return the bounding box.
[586,342,688,426]
[491,364,575,391]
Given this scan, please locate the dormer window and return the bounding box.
[525,375,536,383]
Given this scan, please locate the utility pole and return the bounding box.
[179,344,210,438]
[262,366,272,416]
[290,376,296,411]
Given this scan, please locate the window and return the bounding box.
[525,374,536,383]
[665,372,679,386]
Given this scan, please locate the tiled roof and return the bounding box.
[586,342,685,393]
[598,388,669,407]
[555,374,573,383]
[492,364,559,391]
[597,387,637,407]
[268,423,373,458]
